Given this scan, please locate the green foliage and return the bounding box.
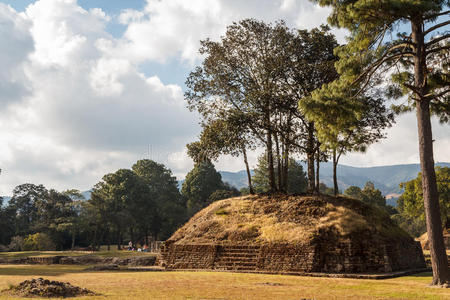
[90,168,153,247]
[186,19,339,193]
[208,185,240,202]
[7,236,25,251]
[318,183,334,195]
[181,161,226,215]
[22,233,56,251]
[310,0,449,121]
[344,186,363,200]
[132,159,186,240]
[344,182,386,207]
[395,167,450,236]
[252,154,307,194]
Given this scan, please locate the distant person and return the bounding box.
[143,244,149,252]
[128,241,133,251]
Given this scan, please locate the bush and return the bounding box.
[8,236,25,251]
[0,244,8,252]
[22,233,56,251]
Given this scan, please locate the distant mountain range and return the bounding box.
[2,162,449,207]
[218,162,450,206]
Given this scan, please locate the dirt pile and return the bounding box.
[6,278,96,298]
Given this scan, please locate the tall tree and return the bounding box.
[181,160,225,215]
[9,184,48,236]
[185,19,294,192]
[284,26,339,193]
[301,95,394,195]
[90,169,151,249]
[311,0,450,285]
[186,20,339,193]
[132,159,186,241]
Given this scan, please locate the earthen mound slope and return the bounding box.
[418,228,450,250]
[162,194,426,274]
[4,278,96,298]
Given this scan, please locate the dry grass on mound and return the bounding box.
[169,194,409,245]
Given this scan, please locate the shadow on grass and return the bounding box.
[407,271,433,277]
[0,265,88,277]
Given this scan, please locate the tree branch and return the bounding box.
[424,10,450,20]
[424,20,450,36]
[425,34,450,48]
[426,45,450,56]
[425,88,450,101]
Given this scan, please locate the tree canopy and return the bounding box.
[395,167,450,236]
[186,19,339,193]
[181,160,226,215]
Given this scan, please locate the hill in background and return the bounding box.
[218,162,450,206]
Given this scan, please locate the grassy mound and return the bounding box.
[168,194,411,245]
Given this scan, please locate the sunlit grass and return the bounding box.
[0,265,448,299]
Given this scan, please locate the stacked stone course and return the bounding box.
[162,234,426,274]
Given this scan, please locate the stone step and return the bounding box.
[220,246,260,250]
[215,265,257,271]
[216,256,257,261]
[218,253,258,258]
[219,250,259,254]
[215,261,257,267]
[215,259,258,264]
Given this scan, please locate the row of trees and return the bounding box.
[0,159,237,250]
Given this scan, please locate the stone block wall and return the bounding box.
[161,243,218,269]
[162,236,426,273]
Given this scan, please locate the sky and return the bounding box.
[0,0,448,195]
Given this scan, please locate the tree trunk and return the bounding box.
[315,146,320,193]
[266,126,276,192]
[412,18,449,285]
[275,133,282,191]
[283,141,289,193]
[71,231,75,249]
[306,123,315,193]
[333,149,338,196]
[117,228,122,250]
[242,148,254,194]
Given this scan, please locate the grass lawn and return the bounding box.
[0,265,449,299]
[0,250,156,259]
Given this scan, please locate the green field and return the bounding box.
[0,265,449,299]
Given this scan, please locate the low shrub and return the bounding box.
[22,233,56,251]
[8,236,25,251]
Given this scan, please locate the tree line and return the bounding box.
[0,160,230,250]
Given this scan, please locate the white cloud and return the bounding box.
[340,113,450,167]
[0,4,33,109]
[0,0,448,196]
[0,0,199,195]
[113,0,347,65]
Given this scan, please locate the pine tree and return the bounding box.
[311,0,449,285]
